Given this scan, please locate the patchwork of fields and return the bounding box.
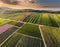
[23,13,60,27]
[0,10,60,47]
[0,12,60,27]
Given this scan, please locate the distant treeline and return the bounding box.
[4,9,60,14]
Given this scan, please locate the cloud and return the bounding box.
[1,0,38,5]
[1,0,19,5]
[0,0,60,9]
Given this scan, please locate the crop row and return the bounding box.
[40,26,60,47]
[23,13,60,27]
[0,24,12,34]
[0,27,18,45]
[1,24,44,47]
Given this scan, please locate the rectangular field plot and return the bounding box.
[1,33,44,47]
[40,26,60,47]
[0,24,13,34]
[0,18,11,26]
[16,35,44,47]
[0,27,18,45]
[17,24,41,38]
[1,33,22,47]
[7,21,18,25]
[15,22,24,27]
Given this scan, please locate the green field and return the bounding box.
[7,21,18,25]
[0,18,11,26]
[40,26,60,47]
[1,24,44,47]
[0,18,18,26]
[23,13,60,27]
[0,10,60,27]
[1,33,22,47]
[0,9,60,47]
[17,24,41,38]
[1,33,44,47]
[0,12,31,21]
[15,35,44,47]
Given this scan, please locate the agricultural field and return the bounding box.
[0,18,24,46]
[0,9,60,47]
[0,24,44,47]
[40,26,60,47]
[17,24,41,38]
[0,26,18,45]
[0,10,60,27]
[23,13,60,27]
[0,18,11,26]
[0,12,31,21]
[0,24,12,34]
[1,33,44,47]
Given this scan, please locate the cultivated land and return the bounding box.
[0,18,11,26]
[0,24,12,34]
[0,9,60,47]
[0,27,18,45]
[7,21,18,25]
[0,12,31,21]
[40,26,60,47]
[0,11,60,27]
[23,13,60,27]
[17,24,41,38]
[1,33,44,47]
[1,24,44,47]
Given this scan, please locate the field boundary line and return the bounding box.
[0,22,26,47]
[0,18,60,28]
[39,25,47,47]
[16,33,41,40]
[0,18,27,24]
[0,27,18,46]
[15,33,42,47]
[15,36,23,47]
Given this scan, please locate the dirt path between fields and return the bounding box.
[40,26,56,47]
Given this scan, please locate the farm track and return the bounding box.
[16,33,41,39]
[40,26,60,47]
[39,26,56,47]
[0,22,26,47]
[15,33,43,47]
[2,23,43,47]
[0,27,18,44]
[0,12,60,47]
[0,16,59,29]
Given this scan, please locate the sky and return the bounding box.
[0,0,60,10]
[37,0,60,7]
